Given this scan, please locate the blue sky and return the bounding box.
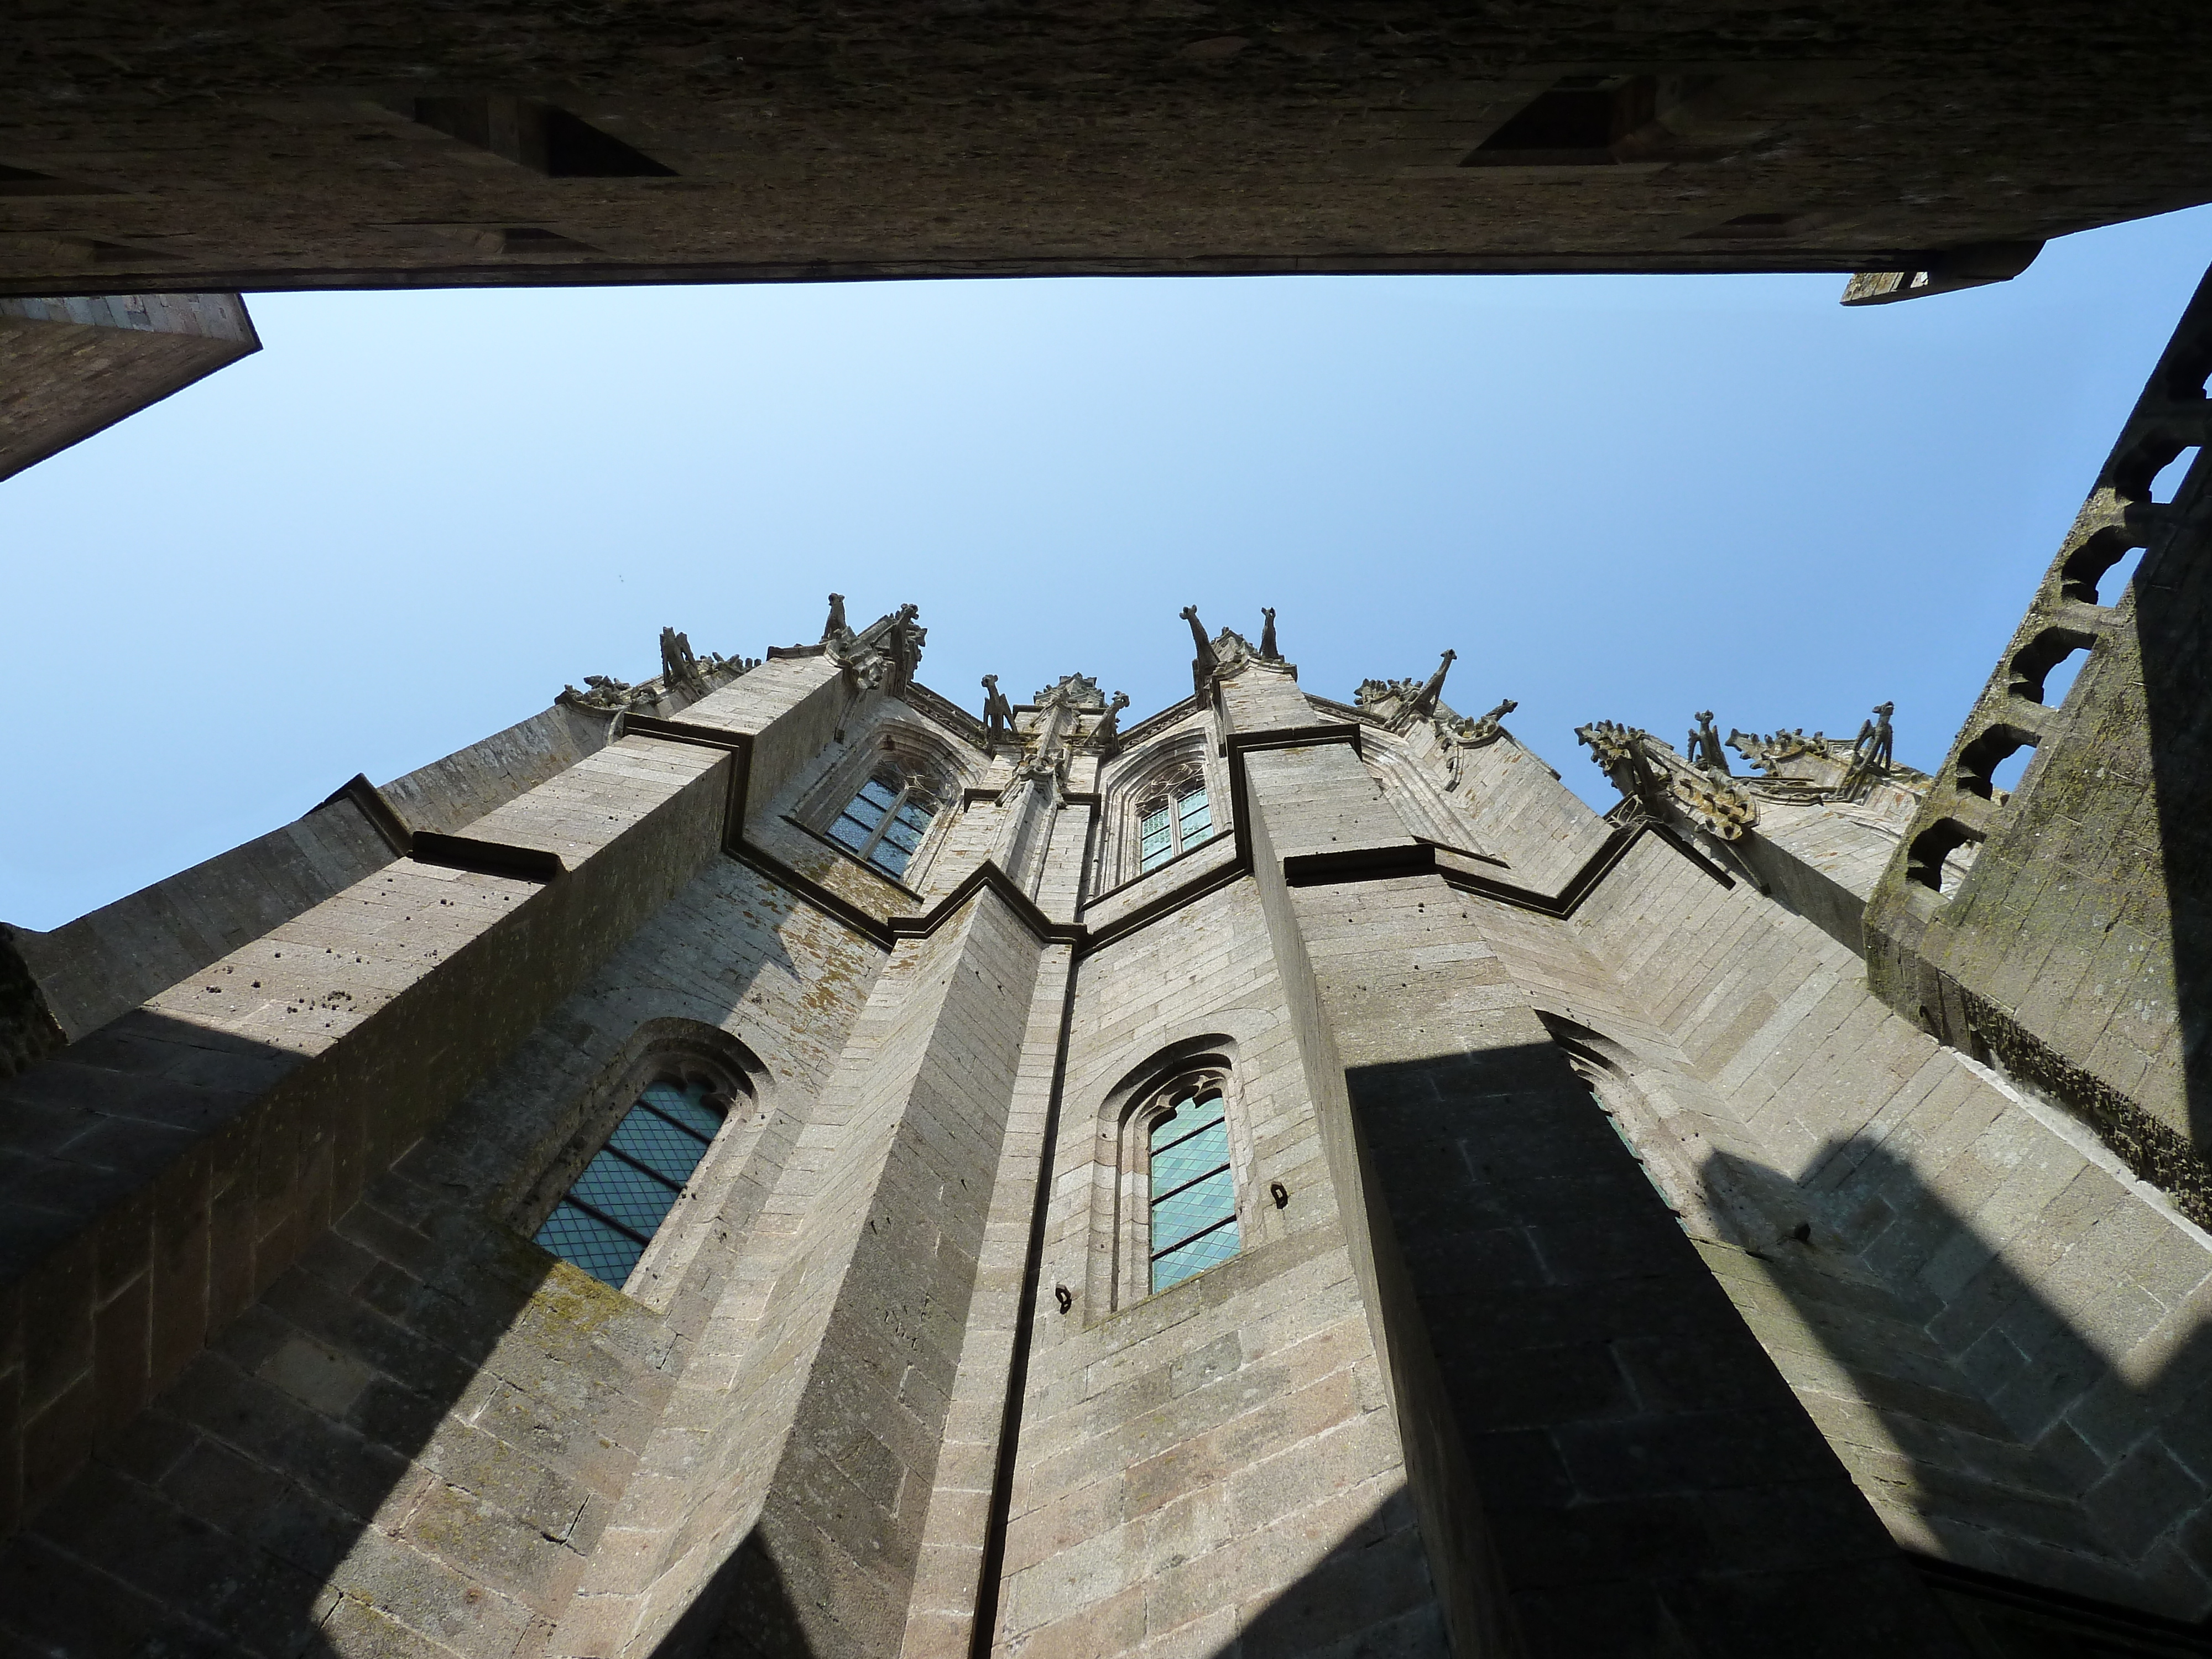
[6,208,2211,932]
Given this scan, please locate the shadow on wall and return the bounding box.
[1698,1136,2212,1637]
[1227,1486,1448,1659]
[637,1489,1446,1659]
[0,1157,568,1657]
[1340,1042,1955,1659]
[2139,513,2212,1158]
[0,854,830,1656]
[647,1531,808,1658]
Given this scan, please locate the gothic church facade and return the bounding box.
[0,559,2206,1658]
[8,279,2212,1659]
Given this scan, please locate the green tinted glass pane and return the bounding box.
[1152,1167,1234,1253]
[1149,1094,1224,1153]
[610,1108,713,1186]
[641,1079,722,1139]
[535,1202,644,1287]
[570,1152,681,1237]
[1150,1121,1228,1194]
[1153,1217,1240,1291]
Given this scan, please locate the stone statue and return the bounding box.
[981,674,1015,743]
[823,592,848,641]
[1092,690,1130,753]
[1687,710,1730,775]
[1259,607,1278,660]
[1406,649,1457,721]
[1180,604,1212,661]
[660,627,702,692]
[884,603,924,691]
[1839,700,1896,798]
[1850,701,1895,772]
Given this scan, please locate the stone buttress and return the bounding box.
[0,596,2206,1658]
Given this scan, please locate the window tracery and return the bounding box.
[828,760,945,880]
[1136,768,1213,873]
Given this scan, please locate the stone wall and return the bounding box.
[1003,876,1448,1659]
[0,849,884,1655]
[7,6,2211,294]
[1865,260,2212,1219]
[1569,832,2212,1620]
[0,293,257,479]
[4,602,2204,1659]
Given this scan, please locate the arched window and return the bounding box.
[829,761,944,880]
[534,1074,731,1288]
[1138,773,1213,873]
[1148,1077,1239,1291]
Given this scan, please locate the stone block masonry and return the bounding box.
[0,293,257,481]
[2,589,2202,1657]
[3,8,2210,296]
[0,655,851,1541]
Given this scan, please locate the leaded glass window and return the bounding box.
[1149,1084,1238,1291]
[1138,777,1213,873]
[828,763,943,880]
[534,1078,723,1288]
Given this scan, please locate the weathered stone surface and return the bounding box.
[0,293,256,479]
[4,6,2212,295]
[3,586,2208,1658]
[1865,262,2212,1224]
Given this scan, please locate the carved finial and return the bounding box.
[1259,607,1278,660]
[823,592,848,641]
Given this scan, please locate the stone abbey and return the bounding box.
[7,251,2212,1650]
[9,1,2212,1652]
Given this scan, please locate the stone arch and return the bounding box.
[1094,726,1227,896]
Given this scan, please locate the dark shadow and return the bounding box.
[0,1164,561,1658]
[649,1530,815,1659]
[2135,428,2212,1156]
[0,857,816,1656]
[1229,1488,1451,1659]
[1697,1139,2212,1648]
[1342,1045,1970,1658]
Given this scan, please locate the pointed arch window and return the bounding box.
[830,761,944,880]
[1149,1079,1239,1291]
[1138,775,1213,873]
[534,1076,728,1288]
